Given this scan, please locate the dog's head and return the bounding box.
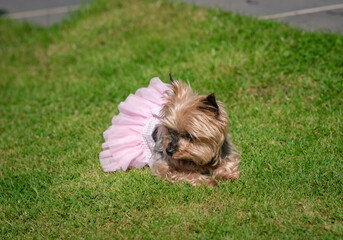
[159,74,228,166]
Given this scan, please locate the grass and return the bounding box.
[1,0,342,238]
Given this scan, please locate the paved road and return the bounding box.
[0,0,342,34]
[179,0,343,34]
[0,0,91,26]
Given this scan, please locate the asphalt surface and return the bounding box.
[180,0,343,34]
[0,0,91,26]
[0,0,342,34]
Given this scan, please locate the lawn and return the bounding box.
[0,0,342,239]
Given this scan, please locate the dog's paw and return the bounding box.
[213,162,240,182]
[206,178,218,188]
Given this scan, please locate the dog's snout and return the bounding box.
[166,147,176,156]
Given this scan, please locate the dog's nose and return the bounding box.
[166,147,175,156]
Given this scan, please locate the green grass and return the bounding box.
[1,0,342,238]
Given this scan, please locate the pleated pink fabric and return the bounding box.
[99,77,170,172]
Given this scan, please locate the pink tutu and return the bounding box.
[99,77,170,172]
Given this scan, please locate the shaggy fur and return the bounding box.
[151,75,240,187]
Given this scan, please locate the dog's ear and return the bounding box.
[201,93,219,115]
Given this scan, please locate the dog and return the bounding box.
[150,73,240,187]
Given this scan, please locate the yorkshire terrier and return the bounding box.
[151,74,240,187]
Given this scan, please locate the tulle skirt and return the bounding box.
[99,77,170,171]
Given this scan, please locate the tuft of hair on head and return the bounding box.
[169,71,175,84]
[166,72,191,99]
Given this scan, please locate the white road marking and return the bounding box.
[6,5,80,20]
[261,3,343,19]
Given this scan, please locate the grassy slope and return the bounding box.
[1,0,342,238]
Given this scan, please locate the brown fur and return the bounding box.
[151,79,240,187]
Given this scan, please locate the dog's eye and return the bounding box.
[185,133,196,141]
[168,128,178,136]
